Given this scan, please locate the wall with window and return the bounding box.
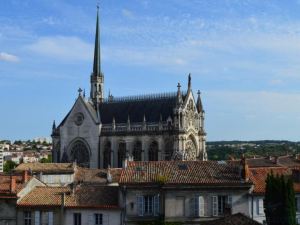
[124,189,249,222]
[64,209,121,225]
[124,190,161,218]
[41,174,74,186]
[17,208,61,225]
[164,190,249,221]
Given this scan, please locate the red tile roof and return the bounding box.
[249,167,300,194]
[120,161,251,186]
[17,184,119,209]
[0,173,29,197]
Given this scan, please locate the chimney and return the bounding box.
[240,155,249,182]
[10,176,16,193]
[23,170,29,183]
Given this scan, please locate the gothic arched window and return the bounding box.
[165,140,174,160]
[103,141,111,169]
[184,137,197,161]
[118,142,126,168]
[70,140,90,168]
[149,141,159,161]
[133,141,142,161]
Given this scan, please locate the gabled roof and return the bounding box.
[0,173,30,197]
[17,185,119,209]
[75,167,122,184]
[14,163,74,174]
[99,92,186,124]
[249,167,300,194]
[119,161,251,186]
[57,96,98,129]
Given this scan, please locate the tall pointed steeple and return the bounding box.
[90,6,104,106]
[196,90,203,112]
[93,6,101,76]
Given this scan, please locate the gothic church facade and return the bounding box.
[51,9,207,168]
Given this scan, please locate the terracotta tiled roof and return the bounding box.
[120,161,251,186]
[200,213,261,225]
[249,167,300,194]
[0,173,29,197]
[17,184,119,209]
[14,163,74,174]
[75,167,122,184]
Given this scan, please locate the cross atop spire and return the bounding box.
[93,6,101,77]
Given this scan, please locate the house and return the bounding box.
[0,171,44,225]
[17,184,121,225]
[119,160,253,224]
[248,166,300,224]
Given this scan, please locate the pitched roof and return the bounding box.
[14,163,74,174]
[74,167,122,184]
[0,173,28,197]
[249,167,300,194]
[99,93,185,124]
[119,161,251,186]
[17,185,119,209]
[200,213,261,225]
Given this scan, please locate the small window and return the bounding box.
[95,213,103,225]
[24,211,32,225]
[74,213,81,225]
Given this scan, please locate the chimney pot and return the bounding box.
[10,176,16,193]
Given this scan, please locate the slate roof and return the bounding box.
[14,163,74,174]
[249,167,300,194]
[18,184,119,209]
[74,167,122,184]
[119,161,251,186]
[99,93,185,124]
[200,213,261,225]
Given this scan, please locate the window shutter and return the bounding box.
[34,211,40,225]
[212,196,218,217]
[189,197,195,217]
[297,197,300,212]
[258,198,264,215]
[137,196,144,216]
[199,196,205,217]
[48,211,53,225]
[154,195,160,216]
[104,214,109,225]
[194,196,199,217]
[88,213,93,225]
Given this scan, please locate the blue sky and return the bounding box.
[1,0,300,141]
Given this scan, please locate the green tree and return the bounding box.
[3,160,17,173]
[264,173,296,225]
[40,155,52,163]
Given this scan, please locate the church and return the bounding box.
[51,8,207,168]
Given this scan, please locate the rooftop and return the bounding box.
[14,163,74,174]
[17,184,119,209]
[120,161,251,186]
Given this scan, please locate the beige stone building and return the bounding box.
[119,160,252,224]
[51,8,207,169]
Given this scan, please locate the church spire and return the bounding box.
[93,6,101,76]
[90,6,104,106]
[196,90,203,112]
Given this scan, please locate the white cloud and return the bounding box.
[0,52,19,62]
[26,36,93,61]
[121,9,134,19]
